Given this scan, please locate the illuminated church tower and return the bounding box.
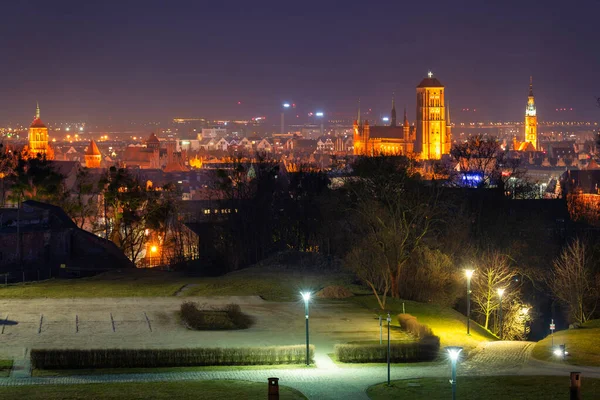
[416,72,451,160]
[85,139,102,168]
[28,102,52,158]
[524,76,537,150]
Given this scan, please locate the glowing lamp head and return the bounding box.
[553,349,563,357]
[465,269,474,280]
[497,288,505,298]
[283,103,291,108]
[151,246,158,253]
[382,117,389,122]
[315,112,324,117]
[301,292,311,302]
[522,307,529,315]
[446,346,463,362]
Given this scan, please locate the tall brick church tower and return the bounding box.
[416,72,451,160]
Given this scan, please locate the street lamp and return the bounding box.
[301,291,311,366]
[465,269,474,335]
[315,111,324,137]
[497,288,505,339]
[446,346,463,400]
[386,312,391,386]
[281,103,291,135]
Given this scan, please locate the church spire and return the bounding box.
[390,93,397,127]
[357,98,361,125]
[529,76,534,97]
[403,106,409,127]
[446,101,451,126]
[35,101,40,119]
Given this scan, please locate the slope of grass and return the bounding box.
[368,376,600,400]
[0,380,306,400]
[349,296,496,352]
[0,264,359,301]
[532,319,600,366]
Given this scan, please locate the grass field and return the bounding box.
[33,364,313,377]
[367,376,600,400]
[532,319,600,366]
[0,380,306,400]
[0,267,359,301]
[349,296,496,352]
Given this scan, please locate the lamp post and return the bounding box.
[497,288,505,339]
[301,291,311,366]
[446,346,463,400]
[465,269,474,335]
[386,312,391,386]
[316,111,324,137]
[281,103,291,135]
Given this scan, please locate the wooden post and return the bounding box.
[570,372,581,400]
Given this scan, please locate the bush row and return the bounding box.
[334,337,439,363]
[31,346,315,370]
[397,313,434,339]
[180,302,254,330]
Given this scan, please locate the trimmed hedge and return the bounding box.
[334,337,439,363]
[180,302,254,330]
[397,313,434,339]
[335,313,441,363]
[31,346,315,370]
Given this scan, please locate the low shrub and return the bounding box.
[397,313,434,339]
[335,339,439,363]
[180,302,254,330]
[31,345,315,370]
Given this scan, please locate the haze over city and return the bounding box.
[1,0,599,126]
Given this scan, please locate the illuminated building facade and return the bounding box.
[353,98,416,156]
[27,103,53,159]
[416,72,451,160]
[524,76,538,150]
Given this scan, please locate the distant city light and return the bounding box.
[79,127,83,131]
[315,112,324,117]
[382,117,389,122]
[283,103,291,108]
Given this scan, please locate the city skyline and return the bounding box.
[0,1,598,125]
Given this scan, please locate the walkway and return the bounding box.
[1,340,599,399]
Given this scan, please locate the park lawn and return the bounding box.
[367,376,600,400]
[0,267,357,301]
[33,364,314,377]
[532,319,600,366]
[0,269,187,298]
[0,380,306,400]
[349,296,496,352]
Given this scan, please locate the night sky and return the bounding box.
[1,0,599,126]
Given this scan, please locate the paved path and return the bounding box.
[1,340,599,399]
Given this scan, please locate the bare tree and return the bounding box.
[471,250,519,330]
[500,300,532,341]
[346,156,439,298]
[450,135,525,193]
[345,235,390,309]
[548,238,597,324]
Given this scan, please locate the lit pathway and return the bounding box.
[1,341,599,399]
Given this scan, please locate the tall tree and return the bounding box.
[548,238,598,325]
[471,249,519,330]
[345,156,440,298]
